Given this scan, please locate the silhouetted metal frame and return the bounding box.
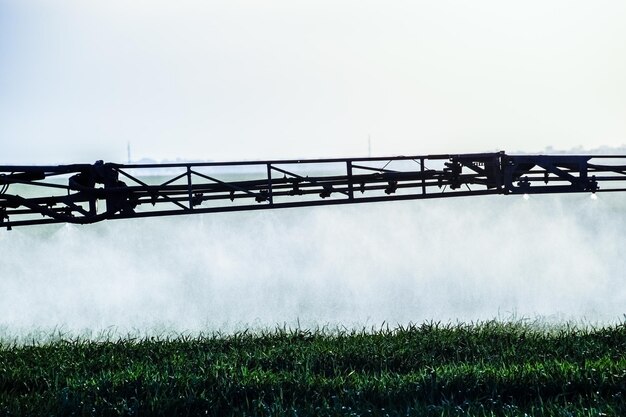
[2,152,626,229]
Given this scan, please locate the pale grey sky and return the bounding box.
[1,0,625,164]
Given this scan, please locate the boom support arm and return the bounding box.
[1,152,624,229]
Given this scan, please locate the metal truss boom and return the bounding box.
[2,151,625,229]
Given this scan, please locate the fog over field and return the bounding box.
[1,193,624,338]
[2,1,626,340]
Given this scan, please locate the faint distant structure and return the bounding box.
[127,142,131,164]
[368,135,371,157]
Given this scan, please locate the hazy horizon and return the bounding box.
[2,0,626,165]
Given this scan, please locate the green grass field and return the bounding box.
[1,321,625,416]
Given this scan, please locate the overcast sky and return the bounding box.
[1,0,625,164]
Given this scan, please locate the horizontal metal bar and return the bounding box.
[6,151,626,229]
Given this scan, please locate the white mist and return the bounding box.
[1,193,624,338]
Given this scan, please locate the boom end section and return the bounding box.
[502,155,599,195]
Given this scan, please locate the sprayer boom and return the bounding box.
[1,152,625,229]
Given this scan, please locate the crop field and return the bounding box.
[1,321,625,416]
